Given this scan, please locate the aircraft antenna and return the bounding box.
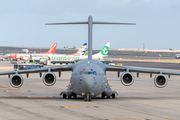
[45,16,136,60]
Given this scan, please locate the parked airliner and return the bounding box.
[49,42,110,63]
[2,43,57,59]
[21,43,87,61]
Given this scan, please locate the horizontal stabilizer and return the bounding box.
[45,22,88,25]
[45,22,136,25]
[93,21,136,25]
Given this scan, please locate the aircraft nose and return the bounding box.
[81,75,94,93]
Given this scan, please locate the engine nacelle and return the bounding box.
[10,74,24,88]
[42,72,56,86]
[120,72,134,86]
[154,74,168,88]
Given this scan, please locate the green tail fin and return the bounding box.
[84,51,88,56]
[100,42,110,56]
[85,42,110,57]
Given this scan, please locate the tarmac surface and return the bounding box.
[0,61,180,120]
[116,61,180,70]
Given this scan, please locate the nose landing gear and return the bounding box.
[82,92,94,102]
[84,94,91,102]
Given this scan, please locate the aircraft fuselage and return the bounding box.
[71,59,107,96]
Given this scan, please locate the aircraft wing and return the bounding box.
[0,65,73,75]
[106,65,180,76]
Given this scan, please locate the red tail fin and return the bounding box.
[44,43,57,54]
[10,54,17,58]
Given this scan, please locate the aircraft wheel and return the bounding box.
[73,94,77,99]
[101,93,105,98]
[68,96,71,99]
[84,96,87,102]
[89,96,91,102]
[112,93,115,99]
[63,94,66,98]
[107,96,110,99]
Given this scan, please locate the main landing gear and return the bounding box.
[63,94,66,98]
[62,93,77,99]
[101,93,115,99]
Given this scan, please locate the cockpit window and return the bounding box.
[79,71,97,76]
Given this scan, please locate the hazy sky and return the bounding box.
[0,0,180,50]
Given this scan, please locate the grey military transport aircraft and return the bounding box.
[1,16,180,102]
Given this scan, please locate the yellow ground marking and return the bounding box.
[0,88,18,90]
[107,119,148,120]
[24,83,44,85]
[62,106,98,108]
[27,96,54,98]
[116,63,123,66]
[4,90,30,92]
[0,85,8,88]
[93,101,172,120]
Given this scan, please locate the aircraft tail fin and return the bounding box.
[77,43,87,56]
[99,42,110,56]
[92,42,110,59]
[44,43,57,54]
[84,51,88,56]
[69,43,87,56]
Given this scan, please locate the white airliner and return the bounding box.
[175,54,180,59]
[20,49,29,53]
[19,43,58,60]
[49,42,110,63]
[80,42,110,60]
[22,43,87,61]
[1,16,180,102]
[2,43,58,59]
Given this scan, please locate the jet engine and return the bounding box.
[42,72,56,86]
[154,74,168,88]
[120,72,134,86]
[10,74,24,88]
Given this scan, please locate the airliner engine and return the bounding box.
[120,72,134,86]
[154,74,168,88]
[42,72,56,86]
[10,74,24,88]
